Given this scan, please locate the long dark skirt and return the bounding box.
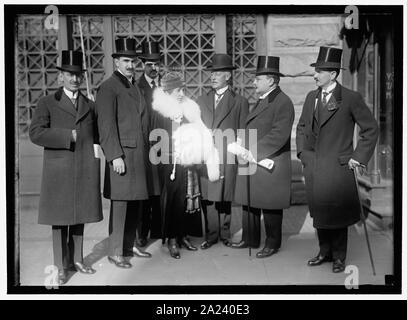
[160,164,203,241]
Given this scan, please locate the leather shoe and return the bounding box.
[131,246,152,258]
[136,238,148,247]
[231,240,248,249]
[168,243,181,259]
[200,240,216,250]
[332,259,346,273]
[74,262,96,274]
[308,254,333,266]
[107,255,132,268]
[222,239,232,247]
[256,247,278,259]
[58,269,67,285]
[179,238,198,251]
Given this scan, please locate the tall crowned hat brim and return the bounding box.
[138,53,163,61]
[112,51,139,58]
[205,65,237,71]
[56,65,86,73]
[251,69,285,77]
[310,62,346,70]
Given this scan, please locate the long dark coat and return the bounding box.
[296,83,379,229]
[96,71,150,200]
[234,87,294,210]
[29,88,103,226]
[137,74,161,196]
[196,88,249,202]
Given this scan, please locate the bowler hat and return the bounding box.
[138,41,162,61]
[254,56,284,77]
[310,46,344,69]
[205,54,236,71]
[112,38,138,58]
[56,50,85,73]
[161,72,185,92]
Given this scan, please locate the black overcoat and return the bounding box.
[137,74,161,196]
[234,87,294,210]
[96,71,150,200]
[296,83,379,228]
[196,88,249,202]
[29,88,103,225]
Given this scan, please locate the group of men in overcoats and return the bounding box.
[30,38,378,285]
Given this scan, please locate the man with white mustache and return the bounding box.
[196,53,249,250]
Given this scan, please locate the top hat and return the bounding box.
[56,50,85,73]
[205,54,237,71]
[138,41,162,61]
[160,71,185,92]
[112,38,138,58]
[254,56,284,77]
[310,46,344,69]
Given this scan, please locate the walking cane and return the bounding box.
[352,167,376,276]
[247,169,251,257]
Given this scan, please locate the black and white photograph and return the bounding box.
[2,1,403,298]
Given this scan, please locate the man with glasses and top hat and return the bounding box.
[232,56,294,259]
[29,50,103,284]
[296,46,378,273]
[196,53,249,250]
[135,41,163,249]
[96,38,152,269]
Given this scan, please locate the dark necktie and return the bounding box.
[214,93,224,108]
[70,96,77,109]
[151,80,157,89]
[322,91,329,106]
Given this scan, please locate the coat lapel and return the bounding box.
[309,89,319,125]
[202,91,215,126]
[213,90,235,129]
[75,93,90,124]
[319,83,342,128]
[138,75,152,97]
[246,86,282,124]
[113,71,141,115]
[54,88,77,118]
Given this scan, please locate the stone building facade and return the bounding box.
[16,12,392,213]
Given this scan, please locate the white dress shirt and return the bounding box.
[315,81,337,109]
[144,74,158,88]
[259,86,276,100]
[63,87,78,100]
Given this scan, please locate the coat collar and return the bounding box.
[113,71,143,111]
[246,86,281,124]
[113,70,132,88]
[54,87,91,122]
[202,86,236,113]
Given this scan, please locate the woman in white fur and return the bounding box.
[151,71,220,259]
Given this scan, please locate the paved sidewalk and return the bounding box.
[19,202,393,287]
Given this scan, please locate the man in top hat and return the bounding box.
[96,38,152,269]
[135,41,163,248]
[233,56,294,259]
[296,46,378,272]
[196,53,249,250]
[29,50,103,284]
